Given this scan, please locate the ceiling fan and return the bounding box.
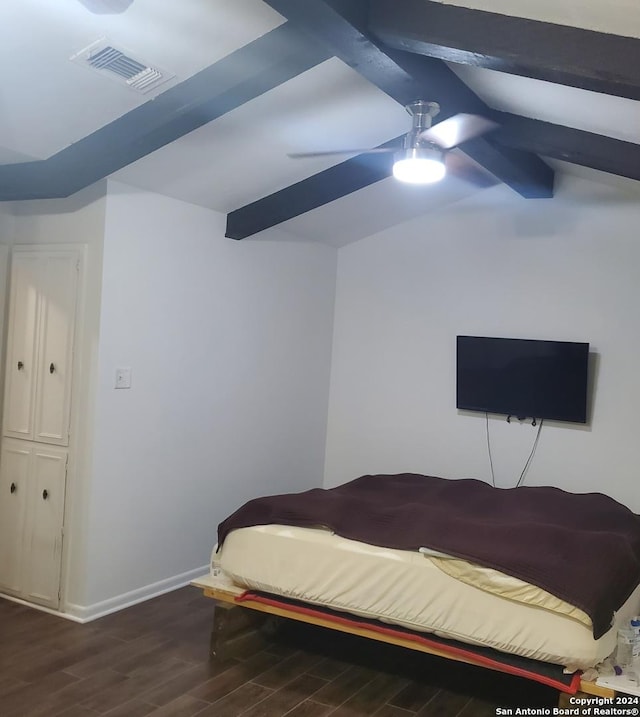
[289,100,499,186]
[77,0,134,13]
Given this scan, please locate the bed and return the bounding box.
[195,473,640,703]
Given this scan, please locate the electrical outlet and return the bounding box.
[114,367,132,389]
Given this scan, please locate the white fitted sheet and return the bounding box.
[217,524,640,670]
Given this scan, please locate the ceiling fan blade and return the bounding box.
[288,147,397,159]
[420,114,498,150]
[445,152,499,189]
[77,0,134,13]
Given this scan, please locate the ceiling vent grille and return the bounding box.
[71,39,174,93]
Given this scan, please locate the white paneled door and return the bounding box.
[3,249,79,446]
[2,254,40,440]
[34,253,79,445]
[0,440,30,595]
[23,445,68,608]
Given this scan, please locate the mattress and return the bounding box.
[217,524,640,670]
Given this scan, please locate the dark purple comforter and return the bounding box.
[218,473,640,639]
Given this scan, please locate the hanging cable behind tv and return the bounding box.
[485,413,544,488]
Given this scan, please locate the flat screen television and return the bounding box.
[456,336,589,423]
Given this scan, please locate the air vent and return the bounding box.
[70,39,174,93]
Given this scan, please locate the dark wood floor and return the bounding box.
[0,586,558,716]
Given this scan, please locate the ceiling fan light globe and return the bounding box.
[393,148,446,184]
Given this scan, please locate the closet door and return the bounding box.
[34,252,79,445]
[2,254,41,440]
[0,439,31,595]
[22,446,68,608]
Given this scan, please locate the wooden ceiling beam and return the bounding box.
[494,113,640,182]
[226,137,401,240]
[369,0,640,100]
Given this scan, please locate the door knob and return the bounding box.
[42,489,49,500]
[10,482,16,494]
[49,363,55,374]
[17,361,24,370]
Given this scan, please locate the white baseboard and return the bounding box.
[0,592,86,622]
[61,564,209,623]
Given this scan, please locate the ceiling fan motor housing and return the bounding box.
[404,100,441,149]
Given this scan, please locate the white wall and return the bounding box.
[324,174,640,512]
[8,184,107,608]
[81,181,336,611]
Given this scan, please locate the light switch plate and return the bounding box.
[115,367,132,389]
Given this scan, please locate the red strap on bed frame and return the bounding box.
[235,591,582,694]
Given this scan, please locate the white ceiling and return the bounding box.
[0,0,283,161]
[450,66,640,145]
[112,58,411,214]
[2,0,640,244]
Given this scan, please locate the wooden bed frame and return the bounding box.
[193,575,616,713]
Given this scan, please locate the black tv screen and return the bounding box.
[456,336,589,423]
